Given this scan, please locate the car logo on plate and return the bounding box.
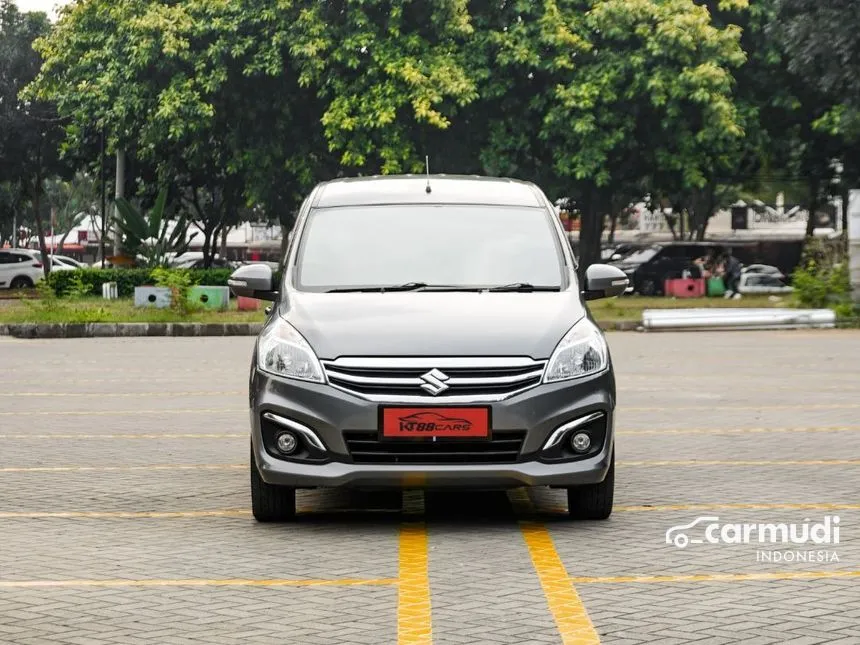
[419,369,450,395]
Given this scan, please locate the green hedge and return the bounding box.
[47,268,235,297]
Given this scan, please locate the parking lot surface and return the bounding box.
[1,331,859,645]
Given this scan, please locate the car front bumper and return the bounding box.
[250,367,615,490]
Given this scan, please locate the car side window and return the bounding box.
[661,247,686,259]
[0,252,12,264]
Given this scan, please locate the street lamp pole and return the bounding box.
[100,127,107,268]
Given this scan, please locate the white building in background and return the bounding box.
[38,217,284,264]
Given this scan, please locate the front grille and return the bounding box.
[344,430,527,464]
[322,358,546,399]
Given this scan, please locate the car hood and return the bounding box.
[280,291,585,359]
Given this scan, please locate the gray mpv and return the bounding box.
[228,175,628,521]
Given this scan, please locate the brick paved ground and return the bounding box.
[0,331,858,644]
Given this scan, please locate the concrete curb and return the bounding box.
[0,322,266,339]
[0,320,639,338]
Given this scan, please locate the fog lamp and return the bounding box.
[276,431,298,455]
[570,432,591,453]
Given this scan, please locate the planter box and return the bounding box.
[237,296,260,311]
[664,278,706,298]
[188,285,230,310]
[133,286,171,308]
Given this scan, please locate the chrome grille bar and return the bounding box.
[320,357,547,402]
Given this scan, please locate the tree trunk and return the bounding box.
[219,225,229,259]
[805,179,820,238]
[577,187,605,281]
[279,224,291,263]
[664,212,677,239]
[842,186,850,234]
[57,229,72,253]
[608,212,618,245]
[33,191,51,280]
[201,226,215,269]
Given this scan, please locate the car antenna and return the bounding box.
[425,156,432,194]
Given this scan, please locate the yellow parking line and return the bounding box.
[0,464,244,473]
[398,493,432,645]
[627,403,860,412]
[621,426,860,436]
[615,503,860,513]
[569,571,860,585]
[0,510,251,519]
[509,490,600,645]
[0,409,244,417]
[623,385,860,393]
[7,503,860,521]
[0,578,398,589]
[619,459,860,467]
[0,378,234,385]
[0,433,246,440]
[0,391,243,398]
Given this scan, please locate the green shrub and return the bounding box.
[791,238,852,317]
[47,267,234,298]
[151,267,198,315]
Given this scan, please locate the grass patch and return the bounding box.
[0,294,791,325]
[0,297,266,324]
[587,294,792,322]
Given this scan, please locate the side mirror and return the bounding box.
[228,264,278,301]
[583,264,629,301]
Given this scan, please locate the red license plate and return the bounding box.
[381,407,490,438]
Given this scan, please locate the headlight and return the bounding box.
[257,318,325,383]
[543,318,608,383]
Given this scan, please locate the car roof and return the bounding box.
[313,175,544,208]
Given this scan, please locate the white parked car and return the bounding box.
[737,272,793,295]
[741,264,785,280]
[50,254,87,269]
[0,249,48,289]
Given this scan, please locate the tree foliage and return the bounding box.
[11,0,860,275]
[0,0,68,272]
[773,0,860,137]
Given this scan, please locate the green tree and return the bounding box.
[0,0,69,275]
[468,0,745,273]
[287,0,479,174]
[28,0,316,266]
[773,0,860,139]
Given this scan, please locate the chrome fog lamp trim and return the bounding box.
[542,411,605,451]
[263,412,327,452]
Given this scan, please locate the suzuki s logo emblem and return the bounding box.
[419,369,450,395]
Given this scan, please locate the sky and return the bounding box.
[16,0,70,18]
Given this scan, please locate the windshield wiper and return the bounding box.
[486,283,562,292]
[327,282,429,293]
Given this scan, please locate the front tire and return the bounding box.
[250,445,296,522]
[638,279,657,296]
[566,451,614,520]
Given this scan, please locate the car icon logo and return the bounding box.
[419,369,450,395]
[665,516,720,549]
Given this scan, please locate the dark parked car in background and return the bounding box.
[612,242,724,295]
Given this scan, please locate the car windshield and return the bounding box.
[623,247,659,264]
[295,205,566,291]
